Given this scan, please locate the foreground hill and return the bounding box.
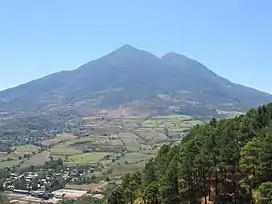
[106,103,272,203]
[0,45,271,118]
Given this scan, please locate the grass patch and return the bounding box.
[72,135,123,147]
[109,152,154,176]
[0,154,19,162]
[141,120,159,128]
[49,140,82,156]
[11,145,40,153]
[56,133,76,139]
[66,152,109,165]
[152,114,192,119]
[65,183,105,191]
[118,152,153,163]
[0,160,22,169]
[124,116,144,119]
[20,151,51,168]
[134,131,167,144]
[168,127,190,132]
[119,133,140,151]
[50,147,82,156]
[51,155,66,161]
[40,133,76,146]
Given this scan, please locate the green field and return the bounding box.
[11,145,40,153]
[119,132,141,151]
[0,154,19,162]
[66,152,110,165]
[49,147,82,156]
[109,153,153,176]
[48,139,82,156]
[152,114,192,119]
[135,130,167,144]
[40,133,76,146]
[110,161,147,176]
[0,160,22,169]
[118,152,153,163]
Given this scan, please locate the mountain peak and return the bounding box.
[161,52,190,61]
[113,44,141,54]
[1,45,271,115]
[119,44,137,50]
[101,44,159,62]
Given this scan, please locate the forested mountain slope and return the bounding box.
[105,103,272,204]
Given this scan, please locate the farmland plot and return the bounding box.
[118,132,141,152]
[20,151,51,168]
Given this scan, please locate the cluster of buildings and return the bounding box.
[7,188,104,203]
[7,189,91,204]
[3,171,69,191]
[3,169,105,203]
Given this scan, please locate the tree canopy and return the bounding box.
[106,103,272,204]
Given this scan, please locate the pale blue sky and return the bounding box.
[0,0,272,93]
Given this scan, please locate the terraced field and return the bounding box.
[0,114,201,176]
[45,115,201,173]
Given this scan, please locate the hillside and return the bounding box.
[0,45,271,118]
[105,103,272,204]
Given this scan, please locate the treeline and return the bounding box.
[105,104,272,204]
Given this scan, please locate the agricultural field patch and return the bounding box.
[49,147,82,156]
[134,130,168,144]
[20,151,51,168]
[138,116,202,137]
[0,153,19,162]
[119,152,153,163]
[111,161,147,176]
[120,118,143,129]
[65,182,106,191]
[57,133,77,139]
[124,116,145,119]
[49,141,82,156]
[71,135,124,153]
[151,114,192,119]
[109,152,152,176]
[66,152,110,165]
[40,133,76,146]
[51,155,66,161]
[216,110,244,118]
[141,120,159,128]
[11,145,40,153]
[0,159,22,169]
[118,132,141,151]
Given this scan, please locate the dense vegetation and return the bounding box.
[0,114,68,152]
[105,103,272,204]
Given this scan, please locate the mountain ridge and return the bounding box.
[0,45,271,118]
